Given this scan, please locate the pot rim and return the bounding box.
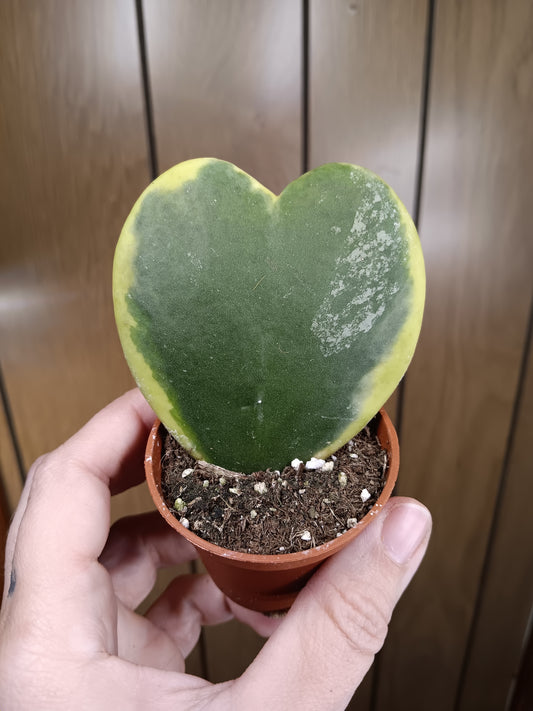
[145,408,399,568]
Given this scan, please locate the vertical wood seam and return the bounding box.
[302,0,310,175]
[411,0,436,232]
[454,292,533,711]
[395,0,436,446]
[135,0,159,179]
[0,364,27,488]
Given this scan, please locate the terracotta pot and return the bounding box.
[145,409,399,613]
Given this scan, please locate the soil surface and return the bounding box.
[161,419,387,555]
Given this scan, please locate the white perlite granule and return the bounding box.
[305,457,326,470]
[360,488,371,502]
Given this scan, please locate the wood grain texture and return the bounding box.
[143,0,302,194]
[0,0,160,524]
[309,0,428,212]
[0,0,148,465]
[145,0,303,682]
[458,311,533,710]
[377,1,533,709]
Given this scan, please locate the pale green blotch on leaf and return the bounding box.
[113,158,425,473]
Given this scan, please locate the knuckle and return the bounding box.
[27,453,51,482]
[30,448,95,491]
[320,577,391,657]
[24,453,56,495]
[28,449,68,485]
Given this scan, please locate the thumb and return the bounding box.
[233,497,431,711]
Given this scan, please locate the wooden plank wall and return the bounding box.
[1,1,532,708]
[378,3,533,711]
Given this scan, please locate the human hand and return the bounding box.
[0,389,431,710]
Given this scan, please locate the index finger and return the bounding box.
[62,387,155,495]
[7,389,155,594]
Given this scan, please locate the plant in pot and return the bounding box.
[113,158,425,612]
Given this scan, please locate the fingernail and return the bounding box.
[381,503,431,565]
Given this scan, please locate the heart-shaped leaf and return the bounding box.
[113,158,425,472]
